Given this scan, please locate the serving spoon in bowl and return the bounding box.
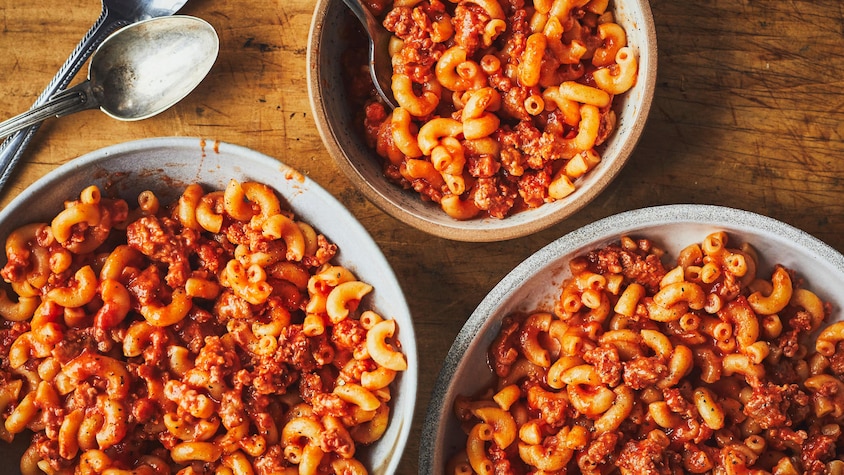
[0,15,219,140]
[0,0,189,193]
[341,0,398,109]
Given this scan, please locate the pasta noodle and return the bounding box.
[451,232,844,474]
[0,180,408,475]
[345,0,639,219]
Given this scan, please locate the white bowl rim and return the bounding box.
[307,0,659,242]
[418,203,844,473]
[0,137,419,475]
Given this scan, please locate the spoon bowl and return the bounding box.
[91,15,220,120]
[0,15,218,138]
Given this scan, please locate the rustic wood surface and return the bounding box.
[1,0,844,473]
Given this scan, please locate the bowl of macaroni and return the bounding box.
[420,204,844,474]
[0,137,418,475]
[307,0,657,241]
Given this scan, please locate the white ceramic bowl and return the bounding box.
[307,0,658,242]
[419,204,844,473]
[0,137,418,475]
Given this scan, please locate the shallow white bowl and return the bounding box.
[0,137,418,475]
[419,204,844,474]
[308,0,658,242]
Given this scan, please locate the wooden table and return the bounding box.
[1,0,843,473]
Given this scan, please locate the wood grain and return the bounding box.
[1,0,844,473]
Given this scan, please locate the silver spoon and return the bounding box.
[0,15,219,139]
[341,0,398,109]
[0,0,188,193]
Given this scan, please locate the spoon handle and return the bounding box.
[340,0,397,109]
[0,9,128,194]
[0,84,97,141]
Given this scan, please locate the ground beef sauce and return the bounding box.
[452,233,844,474]
[343,0,637,220]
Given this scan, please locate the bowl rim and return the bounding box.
[418,203,844,474]
[0,137,419,475]
[306,0,659,242]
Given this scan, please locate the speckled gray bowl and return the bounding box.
[307,0,658,242]
[419,204,844,474]
[0,137,418,475]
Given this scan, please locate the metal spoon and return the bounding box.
[341,0,398,109]
[0,0,188,193]
[0,16,219,139]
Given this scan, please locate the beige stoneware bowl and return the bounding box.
[0,137,418,475]
[307,0,657,242]
[419,204,844,473]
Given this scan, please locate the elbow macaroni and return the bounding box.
[452,231,844,474]
[349,0,639,219]
[0,181,408,474]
